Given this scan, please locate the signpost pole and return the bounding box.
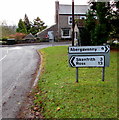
[76,67,79,83]
[102,67,105,81]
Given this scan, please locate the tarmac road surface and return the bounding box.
[0,44,51,118]
[0,42,71,118]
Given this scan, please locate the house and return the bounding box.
[23,33,36,43]
[37,24,58,42]
[37,1,89,41]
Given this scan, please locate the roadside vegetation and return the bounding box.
[33,46,118,118]
[16,14,47,35]
[0,14,47,45]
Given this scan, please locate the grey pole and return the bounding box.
[102,67,105,81]
[76,67,79,83]
[102,43,107,81]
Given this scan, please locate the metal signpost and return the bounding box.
[72,0,79,82]
[68,45,110,82]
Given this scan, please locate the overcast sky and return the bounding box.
[0,0,89,26]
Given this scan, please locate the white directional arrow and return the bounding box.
[105,45,110,53]
[69,56,105,67]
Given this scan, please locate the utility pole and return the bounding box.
[72,0,78,83]
[72,0,74,46]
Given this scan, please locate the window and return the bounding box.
[68,16,86,24]
[68,16,72,25]
[63,29,69,36]
[61,28,71,39]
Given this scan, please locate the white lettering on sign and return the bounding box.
[69,45,110,53]
[69,56,105,67]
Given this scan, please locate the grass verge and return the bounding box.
[34,46,118,118]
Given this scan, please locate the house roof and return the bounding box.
[36,24,57,38]
[59,4,89,15]
[37,24,56,35]
[23,33,35,40]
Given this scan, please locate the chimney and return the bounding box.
[55,1,59,24]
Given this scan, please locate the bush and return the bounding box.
[109,42,119,49]
[0,40,7,45]
[2,38,8,41]
[39,38,49,42]
[79,27,91,46]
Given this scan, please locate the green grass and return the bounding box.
[34,46,118,118]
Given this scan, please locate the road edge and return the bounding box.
[16,50,44,119]
[31,50,43,89]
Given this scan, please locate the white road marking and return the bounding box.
[0,49,9,62]
[0,55,7,62]
[0,47,22,62]
[9,47,22,50]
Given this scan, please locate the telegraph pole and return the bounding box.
[72,0,78,83]
[72,0,74,46]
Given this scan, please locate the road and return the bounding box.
[0,42,71,119]
[0,44,52,118]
